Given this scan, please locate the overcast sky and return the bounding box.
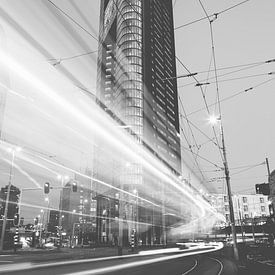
[0,0,274,220]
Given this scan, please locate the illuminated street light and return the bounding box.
[208,114,220,125]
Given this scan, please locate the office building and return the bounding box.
[96,0,181,245]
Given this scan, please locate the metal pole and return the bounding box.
[221,126,239,261]
[45,198,49,234]
[0,150,15,251]
[266,158,271,182]
[58,177,64,249]
[71,222,76,248]
[118,190,123,255]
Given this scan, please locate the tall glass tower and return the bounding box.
[96,0,181,245]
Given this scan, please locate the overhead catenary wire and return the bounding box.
[47,0,99,42]
[176,56,224,163]
[174,0,251,31]
[187,77,275,116]
[178,62,273,88]
[230,162,266,176]
[179,113,219,148]
[48,50,98,66]
[187,72,275,87]
[179,97,200,151]
[164,58,275,82]
[181,144,222,170]
[178,98,213,179]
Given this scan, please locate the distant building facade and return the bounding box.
[0,184,20,230]
[209,193,270,225]
[47,210,59,233]
[60,179,97,245]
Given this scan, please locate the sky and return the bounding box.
[0,0,274,222]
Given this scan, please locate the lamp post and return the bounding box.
[209,115,239,261]
[45,197,50,234]
[0,146,21,251]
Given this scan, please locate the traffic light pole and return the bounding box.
[221,126,239,261]
[57,178,64,250]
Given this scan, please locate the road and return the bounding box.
[0,244,238,275]
[0,255,238,275]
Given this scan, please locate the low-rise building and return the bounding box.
[209,193,270,225]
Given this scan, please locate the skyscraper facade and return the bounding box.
[97,0,181,172]
[96,0,181,245]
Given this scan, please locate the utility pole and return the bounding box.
[266,158,271,183]
[221,126,239,261]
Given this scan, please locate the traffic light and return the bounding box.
[13,213,19,226]
[44,182,50,194]
[14,227,19,249]
[34,217,38,225]
[72,182,77,192]
[255,183,270,195]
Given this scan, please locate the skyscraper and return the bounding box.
[97,0,180,172]
[96,0,181,245]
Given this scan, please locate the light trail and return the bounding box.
[0,49,224,234]
[0,242,224,274]
[1,157,42,189]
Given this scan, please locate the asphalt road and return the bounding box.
[1,254,238,275]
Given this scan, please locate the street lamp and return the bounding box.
[209,115,239,261]
[207,114,220,125]
[0,146,21,251]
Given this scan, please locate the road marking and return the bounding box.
[208,257,223,275]
[0,261,13,263]
[182,259,198,275]
[0,255,13,257]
